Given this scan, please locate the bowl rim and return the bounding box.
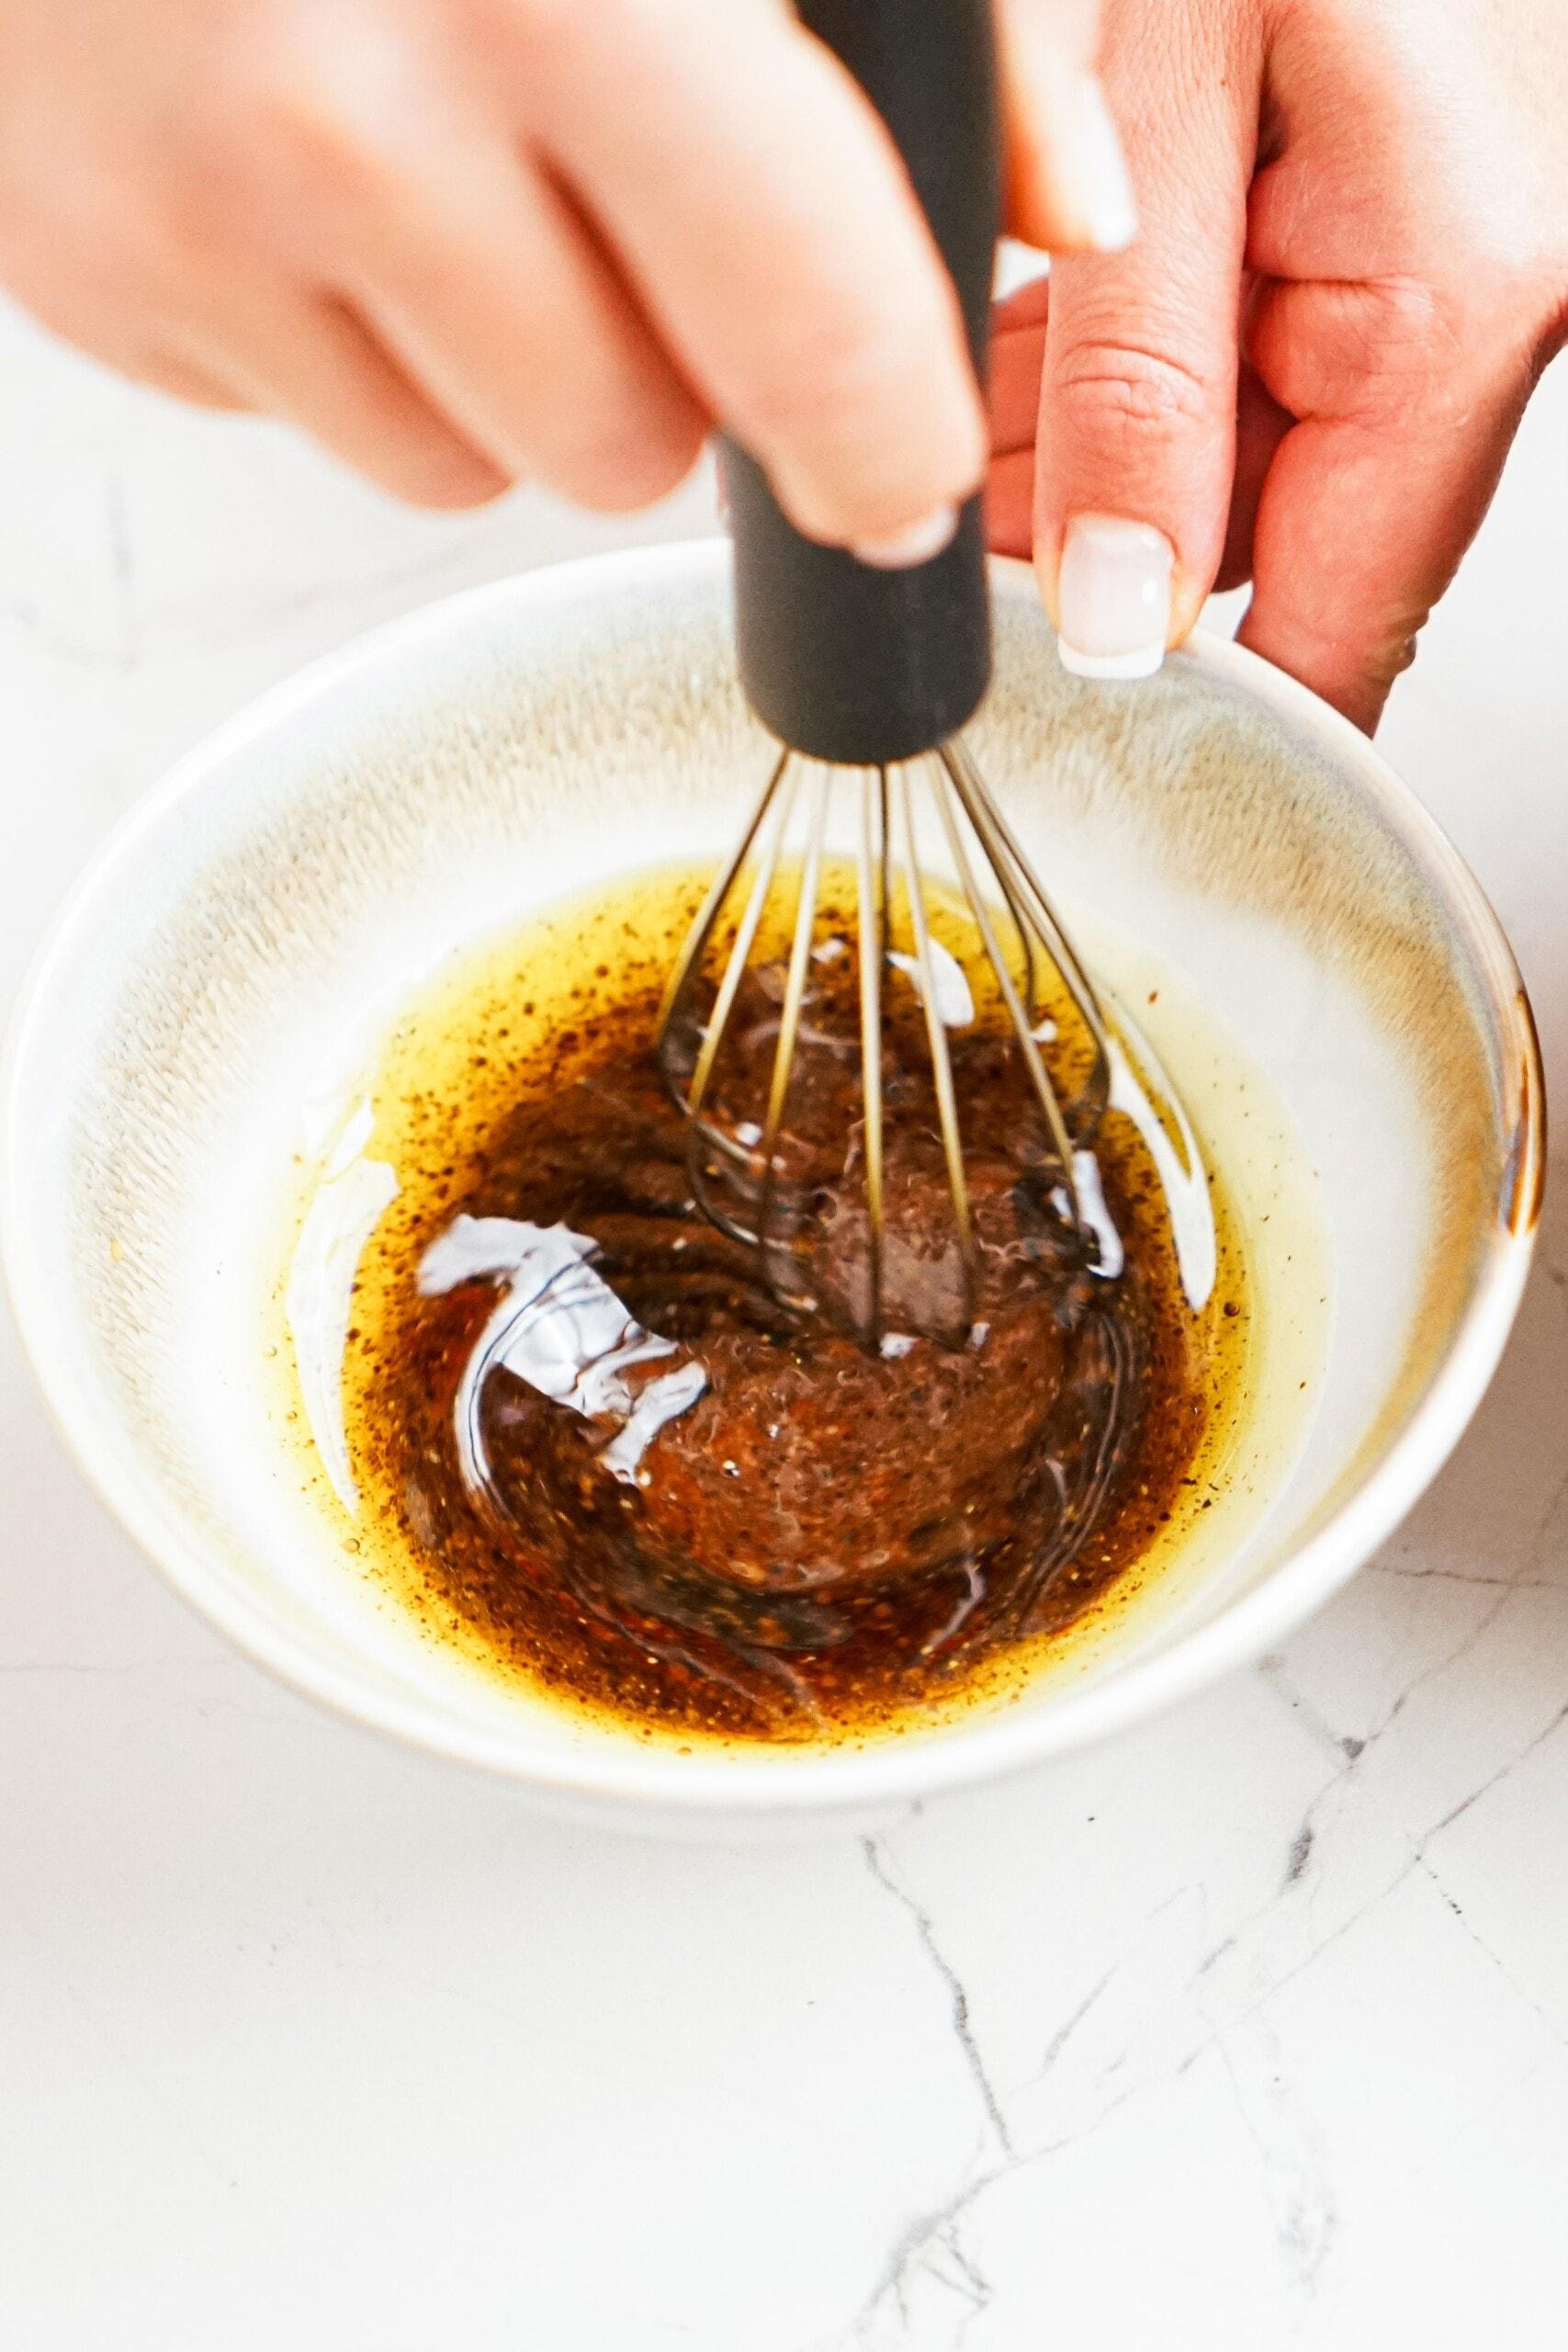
[0,540,1543,1815]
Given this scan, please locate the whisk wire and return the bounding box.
[943,735,1112,1108]
[898,765,978,1331]
[855,768,886,1344]
[658,737,1110,1348]
[935,746,1081,1209]
[756,764,829,1298]
[685,759,795,1128]
[657,746,788,1046]
[952,751,1040,1024]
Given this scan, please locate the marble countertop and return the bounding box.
[4,293,1567,2350]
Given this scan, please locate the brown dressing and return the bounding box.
[329,867,1248,1746]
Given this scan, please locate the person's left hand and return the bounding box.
[988,0,1568,730]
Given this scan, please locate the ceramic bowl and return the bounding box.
[1,545,1542,1829]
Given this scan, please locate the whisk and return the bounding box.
[657,0,1115,1349]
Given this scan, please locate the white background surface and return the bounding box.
[3,291,1567,2349]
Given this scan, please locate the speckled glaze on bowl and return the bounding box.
[0,546,1542,1830]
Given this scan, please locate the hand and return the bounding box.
[0,0,1131,561]
[988,0,1568,729]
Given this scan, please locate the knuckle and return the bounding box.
[1254,277,1463,428]
[201,12,414,219]
[158,126,263,250]
[1275,602,1423,692]
[1051,336,1220,440]
[255,79,385,194]
[481,0,643,88]
[1340,277,1449,373]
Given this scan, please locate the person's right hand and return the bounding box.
[0,0,1132,562]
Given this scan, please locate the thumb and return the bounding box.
[1032,11,1258,676]
[1238,277,1533,732]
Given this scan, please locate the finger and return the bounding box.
[138,356,251,413]
[1239,277,1530,729]
[1032,8,1258,675]
[1214,358,1292,593]
[990,349,1291,582]
[513,0,985,555]
[998,0,1138,255]
[335,138,706,512]
[991,279,1287,582]
[994,274,1054,335]
[185,286,509,508]
[987,446,1035,557]
[0,253,251,413]
[990,311,1047,456]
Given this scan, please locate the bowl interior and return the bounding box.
[3,547,1538,1815]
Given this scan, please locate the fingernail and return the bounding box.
[1066,74,1139,253]
[1056,514,1173,680]
[1004,27,1138,255]
[851,504,960,570]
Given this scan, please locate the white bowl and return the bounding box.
[1,545,1541,1830]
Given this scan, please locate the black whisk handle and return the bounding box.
[721,0,1001,767]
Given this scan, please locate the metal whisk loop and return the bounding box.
[654,737,1110,1348]
[683,757,795,1130]
[657,747,788,1052]
[942,735,1113,1125]
[934,746,1080,1215]
[854,769,888,1345]
[897,766,979,1330]
[755,768,829,1302]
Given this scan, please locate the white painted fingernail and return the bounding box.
[1056,514,1173,680]
[1004,26,1138,254]
[1067,75,1139,253]
[851,504,960,570]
